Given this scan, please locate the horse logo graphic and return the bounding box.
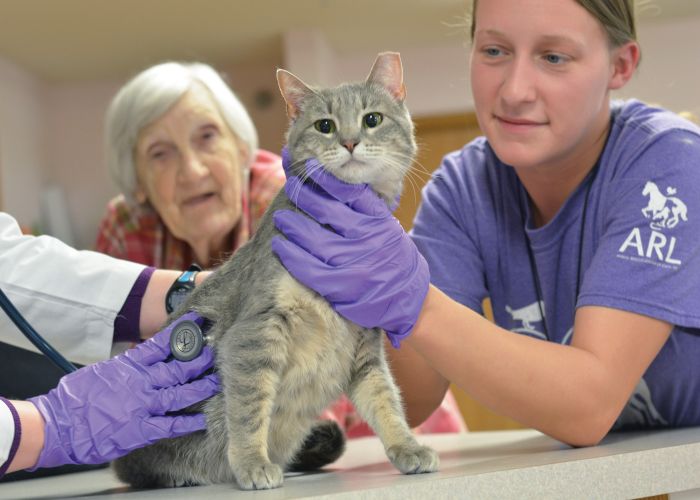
[506,301,546,340]
[613,378,667,430]
[642,181,688,230]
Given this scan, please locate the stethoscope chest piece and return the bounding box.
[170,319,205,361]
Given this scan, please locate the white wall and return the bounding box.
[1,15,699,249]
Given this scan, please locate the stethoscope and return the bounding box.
[0,287,209,375]
[0,287,78,374]
[165,311,211,362]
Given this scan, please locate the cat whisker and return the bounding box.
[391,151,430,174]
[402,171,422,209]
[290,162,313,208]
[409,160,433,178]
[291,161,333,207]
[375,156,418,209]
[381,155,428,210]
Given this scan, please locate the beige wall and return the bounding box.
[618,16,700,116]
[222,58,289,154]
[0,57,46,231]
[44,81,121,246]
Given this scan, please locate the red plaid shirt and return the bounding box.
[95,149,285,270]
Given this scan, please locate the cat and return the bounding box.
[113,51,439,491]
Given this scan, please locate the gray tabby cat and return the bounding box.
[113,51,439,491]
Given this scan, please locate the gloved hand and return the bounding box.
[272,150,430,348]
[28,312,219,469]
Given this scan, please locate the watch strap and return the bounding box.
[177,264,201,285]
[165,264,202,314]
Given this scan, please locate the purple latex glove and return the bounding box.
[28,311,219,469]
[272,151,429,348]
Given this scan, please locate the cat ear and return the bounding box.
[366,52,406,102]
[277,69,314,120]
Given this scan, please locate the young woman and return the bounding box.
[271,0,700,446]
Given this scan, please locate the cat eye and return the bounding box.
[363,112,383,128]
[314,119,336,134]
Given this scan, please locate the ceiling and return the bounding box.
[0,0,699,83]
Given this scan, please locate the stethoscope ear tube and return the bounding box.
[0,287,78,374]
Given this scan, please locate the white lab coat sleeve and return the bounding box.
[0,212,146,365]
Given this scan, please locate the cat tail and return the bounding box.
[286,420,346,472]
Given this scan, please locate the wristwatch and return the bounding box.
[165,264,202,314]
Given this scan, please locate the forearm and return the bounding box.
[405,286,624,446]
[138,270,211,339]
[385,338,450,427]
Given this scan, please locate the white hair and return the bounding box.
[105,61,258,200]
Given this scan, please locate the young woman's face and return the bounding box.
[470,0,620,172]
[134,85,248,248]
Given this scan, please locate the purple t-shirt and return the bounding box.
[411,100,700,429]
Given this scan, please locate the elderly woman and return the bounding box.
[95,62,285,269]
[96,61,466,437]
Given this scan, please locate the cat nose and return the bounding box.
[342,141,359,153]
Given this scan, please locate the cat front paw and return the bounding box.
[386,444,440,474]
[234,462,284,490]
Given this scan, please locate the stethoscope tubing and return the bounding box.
[0,287,77,374]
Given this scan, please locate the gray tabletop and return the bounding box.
[2,427,700,499]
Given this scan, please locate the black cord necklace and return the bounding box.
[521,160,601,341]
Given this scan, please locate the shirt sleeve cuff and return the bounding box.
[0,397,21,478]
[113,266,155,343]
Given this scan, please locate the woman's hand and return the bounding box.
[28,315,219,469]
[272,149,429,347]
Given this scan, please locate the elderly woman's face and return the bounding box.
[134,85,247,249]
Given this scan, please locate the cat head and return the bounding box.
[276,52,416,204]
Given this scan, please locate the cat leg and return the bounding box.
[347,330,439,474]
[218,319,287,490]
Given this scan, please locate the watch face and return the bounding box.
[167,286,191,313]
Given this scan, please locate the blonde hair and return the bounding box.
[468,0,638,49]
[679,111,699,125]
[105,62,258,201]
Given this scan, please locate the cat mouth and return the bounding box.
[342,159,363,167]
[331,159,376,184]
[336,159,371,177]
